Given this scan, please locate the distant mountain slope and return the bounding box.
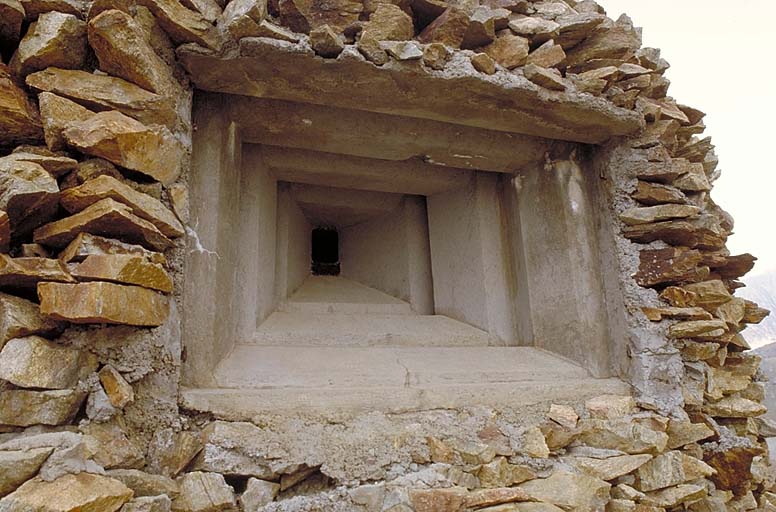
[739,270,776,348]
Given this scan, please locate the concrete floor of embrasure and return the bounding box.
[183,276,628,418]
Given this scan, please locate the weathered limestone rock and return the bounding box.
[547,404,577,429]
[507,16,558,41]
[0,292,62,349]
[356,33,388,65]
[0,389,85,426]
[192,421,285,479]
[218,0,267,39]
[88,10,179,97]
[381,40,422,60]
[632,181,687,206]
[635,247,708,288]
[37,93,94,151]
[240,478,279,510]
[0,0,25,51]
[565,16,641,71]
[577,418,668,455]
[61,111,184,185]
[462,6,496,48]
[80,422,144,469]
[172,472,237,512]
[635,451,685,492]
[27,68,178,129]
[622,216,727,251]
[71,254,172,292]
[569,454,652,481]
[34,198,174,251]
[477,457,534,488]
[586,395,635,419]
[361,4,413,41]
[121,495,172,512]
[620,204,700,226]
[0,448,52,497]
[0,336,97,389]
[8,147,78,177]
[62,176,183,238]
[642,484,706,508]
[309,24,344,57]
[704,444,762,494]
[10,12,86,77]
[681,280,732,309]
[38,437,104,482]
[60,233,166,265]
[464,487,534,509]
[38,281,170,326]
[471,52,496,74]
[98,365,135,408]
[526,39,565,68]
[642,307,711,322]
[518,472,610,511]
[0,63,43,148]
[418,7,470,48]
[523,63,566,90]
[146,429,202,478]
[0,473,133,512]
[673,163,711,193]
[666,421,714,450]
[703,397,766,418]
[409,488,467,512]
[481,32,528,69]
[421,42,449,69]
[0,156,59,237]
[107,469,180,498]
[137,0,222,49]
[0,255,74,291]
[668,319,727,339]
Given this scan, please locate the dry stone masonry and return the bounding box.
[0,0,772,510]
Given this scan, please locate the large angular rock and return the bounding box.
[98,365,135,408]
[309,24,344,57]
[632,181,687,206]
[278,0,362,33]
[634,247,708,288]
[361,3,413,41]
[34,198,174,251]
[641,484,706,508]
[0,154,59,238]
[565,16,641,71]
[0,0,25,51]
[37,93,95,151]
[38,281,170,326]
[568,454,652,482]
[0,254,75,291]
[461,6,497,48]
[0,335,97,389]
[0,448,52,497]
[192,421,287,479]
[62,176,184,238]
[240,478,278,510]
[10,12,86,77]
[666,420,714,450]
[526,39,565,68]
[682,280,732,309]
[7,147,78,177]
[121,495,172,512]
[704,444,763,495]
[88,10,179,97]
[622,217,727,251]
[0,63,43,148]
[27,68,178,129]
[61,111,184,185]
[480,32,528,69]
[172,472,237,512]
[218,0,267,39]
[80,423,144,470]
[106,469,180,498]
[17,0,85,18]
[576,418,668,455]
[668,319,727,339]
[60,233,166,265]
[418,7,470,48]
[619,204,700,226]
[0,473,133,512]
[703,397,766,418]
[0,389,85,426]
[0,291,63,349]
[146,429,203,478]
[635,451,685,492]
[137,0,222,49]
[523,63,566,91]
[518,472,610,511]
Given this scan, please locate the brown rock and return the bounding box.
[380,40,422,60]
[0,448,53,497]
[0,473,133,512]
[704,444,763,495]
[410,488,467,512]
[106,469,180,498]
[309,24,344,57]
[703,397,766,418]
[361,3,413,41]
[0,335,97,389]
[80,423,145,470]
[62,111,183,185]
[668,319,727,339]
[715,297,746,328]
[60,233,166,265]
[167,183,189,224]
[417,7,470,49]
[35,199,173,251]
[632,181,687,206]
[7,149,78,178]
[585,394,635,419]
[0,0,25,51]
[17,0,85,18]
[251,19,299,41]
[518,472,610,511]
[526,39,565,68]
[0,291,63,349]
[507,16,558,42]
[634,247,708,288]
[712,253,756,280]
[61,175,184,238]
[0,211,9,252]
[480,32,528,69]
[682,280,732,309]
[622,218,727,251]
[27,68,178,129]
[620,204,699,225]
[0,389,85,426]
[0,63,43,148]
[462,6,496,48]
[468,52,494,74]
[98,365,135,408]
[0,254,74,291]
[642,307,711,322]
[565,17,641,70]
[88,10,179,97]
[523,63,566,91]
[218,0,268,39]
[172,472,237,512]
[633,160,684,184]
[72,254,173,293]
[554,11,605,48]
[427,436,455,463]
[576,418,668,455]
[666,420,714,449]
[38,281,170,326]
[37,93,94,151]
[672,162,711,193]
[278,0,362,33]
[356,33,388,65]
[464,487,533,508]
[136,0,222,49]
[10,12,86,77]
[0,156,59,237]
[635,451,685,492]
[147,429,203,478]
[421,42,449,70]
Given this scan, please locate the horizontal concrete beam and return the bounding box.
[289,183,404,228]
[178,38,643,145]
[260,146,473,196]
[228,96,552,174]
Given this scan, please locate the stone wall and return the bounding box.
[0,0,772,510]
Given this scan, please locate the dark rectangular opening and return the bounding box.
[311,227,340,275]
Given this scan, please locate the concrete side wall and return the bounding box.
[404,196,435,315]
[514,157,612,377]
[275,182,312,302]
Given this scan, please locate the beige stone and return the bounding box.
[418,7,470,48]
[10,12,86,77]
[356,33,388,65]
[585,395,635,419]
[703,396,766,418]
[380,40,422,60]
[464,487,534,509]
[27,68,178,129]
[172,472,237,512]
[38,281,170,326]
[62,176,184,238]
[421,42,449,70]
[427,436,455,463]
[0,254,74,290]
[681,453,714,480]
[240,478,278,510]
[252,19,299,41]
[0,0,25,49]
[518,472,610,511]
[34,198,174,251]
[481,32,528,69]
[451,438,497,464]
[88,10,179,97]
[361,4,413,41]
[565,18,641,70]
[80,423,145,470]
[193,421,284,480]
[218,0,267,39]
[99,365,135,408]
[523,63,566,91]
[477,457,535,488]
[309,24,344,57]
[569,454,652,481]
[0,64,44,148]
[278,0,362,33]
[21,243,50,258]
[7,149,77,178]
[60,233,166,265]
[137,0,222,49]
[120,495,172,512]
[632,181,687,206]
[106,469,180,498]
[642,484,706,508]
[0,156,59,237]
[409,487,467,512]
[462,6,496,48]
[507,16,558,39]
[0,448,52,497]
[682,280,732,309]
[620,204,700,226]
[635,451,685,492]
[147,429,203,478]
[668,319,727,339]
[526,39,565,68]
[0,291,63,349]
[37,92,94,151]
[0,473,133,512]
[167,183,189,225]
[0,336,97,389]
[577,418,668,455]
[0,389,85,426]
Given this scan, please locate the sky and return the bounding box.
[601,0,776,277]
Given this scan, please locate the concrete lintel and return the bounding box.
[289,183,405,228]
[178,39,643,145]
[262,146,473,196]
